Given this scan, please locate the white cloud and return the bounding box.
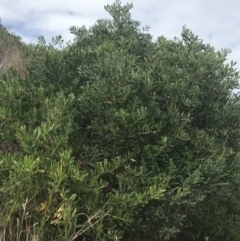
[1,0,240,73]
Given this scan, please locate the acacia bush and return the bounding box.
[1,1,240,240]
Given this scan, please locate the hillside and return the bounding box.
[0,19,25,76]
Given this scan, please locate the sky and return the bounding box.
[1,0,240,73]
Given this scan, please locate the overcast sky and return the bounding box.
[1,0,240,72]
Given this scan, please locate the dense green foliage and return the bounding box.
[1,1,240,240]
[0,19,23,47]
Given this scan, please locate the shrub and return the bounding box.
[1,1,240,240]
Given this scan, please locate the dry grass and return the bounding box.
[0,198,109,241]
[0,38,25,77]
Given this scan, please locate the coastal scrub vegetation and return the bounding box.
[1,1,240,240]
